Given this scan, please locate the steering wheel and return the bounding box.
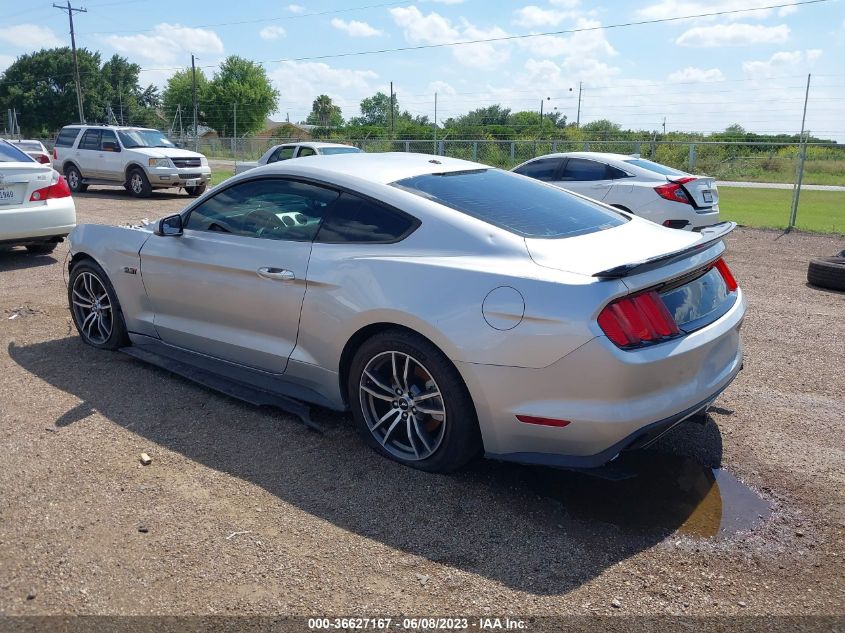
[242,208,287,236]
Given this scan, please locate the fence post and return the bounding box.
[472,142,478,160]
[438,140,444,156]
[362,140,368,153]
[404,141,410,152]
[584,142,590,151]
[688,143,697,172]
[552,141,557,153]
[634,141,641,156]
[510,142,515,161]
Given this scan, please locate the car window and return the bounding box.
[559,158,608,181]
[55,128,80,148]
[606,165,631,179]
[513,157,563,182]
[393,169,626,239]
[12,141,43,152]
[269,147,295,163]
[316,193,417,243]
[623,159,688,177]
[297,147,316,157]
[100,129,119,151]
[0,141,33,162]
[78,130,101,151]
[320,147,362,155]
[185,178,339,241]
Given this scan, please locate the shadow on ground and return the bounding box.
[73,188,189,202]
[11,336,733,595]
[0,248,60,272]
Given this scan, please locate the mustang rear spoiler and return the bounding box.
[593,221,736,279]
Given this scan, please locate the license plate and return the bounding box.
[185,178,200,187]
[0,187,17,204]
[703,191,714,203]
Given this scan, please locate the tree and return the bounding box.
[350,91,398,127]
[162,67,209,130]
[0,47,110,135]
[582,119,622,135]
[204,56,279,137]
[101,54,162,127]
[306,94,343,127]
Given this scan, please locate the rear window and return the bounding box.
[55,127,81,148]
[393,169,627,239]
[320,147,362,155]
[12,141,43,152]
[0,141,32,162]
[316,193,417,243]
[513,157,563,181]
[624,159,687,177]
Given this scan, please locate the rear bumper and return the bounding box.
[458,289,746,468]
[0,198,77,244]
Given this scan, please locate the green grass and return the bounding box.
[719,187,844,234]
[210,169,233,186]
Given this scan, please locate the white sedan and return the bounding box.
[513,152,719,230]
[8,139,51,165]
[0,139,76,254]
[234,141,362,174]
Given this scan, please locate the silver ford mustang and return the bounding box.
[67,153,745,473]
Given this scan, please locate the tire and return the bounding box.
[807,257,845,292]
[127,168,152,198]
[26,242,57,254]
[185,184,207,197]
[348,329,481,473]
[68,260,130,350]
[64,165,87,193]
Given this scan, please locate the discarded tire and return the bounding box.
[807,256,845,292]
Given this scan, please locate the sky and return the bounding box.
[1,0,843,139]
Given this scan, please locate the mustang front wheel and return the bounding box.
[349,330,480,472]
[68,260,129,350]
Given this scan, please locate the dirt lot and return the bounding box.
[0,188,843,622]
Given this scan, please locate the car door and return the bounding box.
[98,129,124,182]
[74,129,102,178]
[554,157,614,201]
[139,177,340,373]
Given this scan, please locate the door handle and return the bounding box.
[257,267,295,281]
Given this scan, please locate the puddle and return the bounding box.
[530,451,772,539]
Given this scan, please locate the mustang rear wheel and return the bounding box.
[348,330,481,472]
[68,260,129,350]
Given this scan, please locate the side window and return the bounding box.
[100,129,119,151]
[316,193,417,243]
[513,158,563,182]
[185,178,339,242]
[269,146,295,163]
[55,128,80,148]
[297,147,316,157]
[560,158,608,181]
[606,165,631,180]
[78,130,101,151]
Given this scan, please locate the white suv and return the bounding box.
[52,125,212,198]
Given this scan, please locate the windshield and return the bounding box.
[12,141,43,152]
[320,147,362,155]
[117,129,176,149]
[393,168,627,239]
[0,141,34,163]
[624,159,688,177]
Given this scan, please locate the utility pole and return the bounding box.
[576,81,582,127]
[191,54,198,152]
[233,102,237,158]
[389,81,395,139]
[662,116,666,135]
[118,80,124,125]
[54,1,87,124]
[788,73,812,231]
[433,92,437,151]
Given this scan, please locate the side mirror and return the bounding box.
[155,214,183,236]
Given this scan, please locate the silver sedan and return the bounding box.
[67,153,745,473]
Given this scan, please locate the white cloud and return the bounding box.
[742,49,822,75]
[676,23,789,47]
[269,60,378,122]
[639,1,797,21]
[668,66,725,82]
[549,0,580,6]
[259,26,286,40]
[106,23,224,65]
[429,80,456,96]
[517,18,617,58]
[330,18,382,37]
[389,7,509,69]
[0,24,63,48]
[0,54,16,74]
[430,0,465,4]
[513,6,573,28]
[288,4,305,13]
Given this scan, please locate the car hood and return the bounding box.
[525,216,699,277]
[126,147,205,160]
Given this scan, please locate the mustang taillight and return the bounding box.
[30,176,71,201]
[598,290,680,348]
[598,257,739,349]
[654,177,695,205]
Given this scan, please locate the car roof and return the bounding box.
[287,142,357,149]
[60,124,157,132]
[528,151,637,162]
[250,152,487,185]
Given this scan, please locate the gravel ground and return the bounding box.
[0,187,843,621]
